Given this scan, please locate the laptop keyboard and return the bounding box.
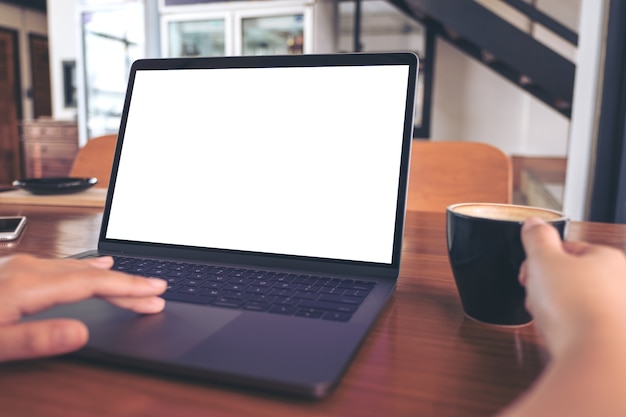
[111,256,376,322]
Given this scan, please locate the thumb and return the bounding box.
[0,319,89,362]
[521,217,565,260]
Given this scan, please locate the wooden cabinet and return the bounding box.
[21,119,78,178]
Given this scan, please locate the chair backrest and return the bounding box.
[69,134,117,189]
[407,141,512,212]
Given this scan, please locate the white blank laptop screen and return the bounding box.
[105,64,411,264]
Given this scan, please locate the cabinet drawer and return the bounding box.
[24,158,74,178]
[23,142,78,158]
[22,143,77,178]
[22,125,78,140]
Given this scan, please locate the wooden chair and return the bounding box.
[69,134,117,189]
[407,141,512,212]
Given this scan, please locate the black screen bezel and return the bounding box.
[98,53,418,279]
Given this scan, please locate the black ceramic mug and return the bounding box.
[446,203,569,326]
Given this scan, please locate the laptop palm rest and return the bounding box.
[30,299,240,359]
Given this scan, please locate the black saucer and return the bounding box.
[12,177,98,195]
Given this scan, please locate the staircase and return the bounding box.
[383,0,577,118]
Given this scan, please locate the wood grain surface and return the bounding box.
[0,207,624,417]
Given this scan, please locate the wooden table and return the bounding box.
[1,205,626,417]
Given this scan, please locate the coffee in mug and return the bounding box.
[446,203,568,326]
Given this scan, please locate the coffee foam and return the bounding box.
[449,203,565,222]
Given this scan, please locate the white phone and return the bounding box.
[0,216,27,241]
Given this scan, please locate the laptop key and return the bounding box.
[165,276,180,284]
[343,289,370,298]
[223,283,246,291]
[164,292,214,305]
[292,291,318,300]
[297,300,358,313]
[349,281,377,291]
[243,301,271,312]
[319,286,345,295]
[248,294,275,303]
[245,286,272,294]
[182,278,204,286]
[273,296,299,306]
[227,277,248,285]
[273,282,299,290]
[200,281,226,289]
[145,268,168,276]
[220,291,249,301]
[178,286,202,294]
[269,288,295,297]
[200,288,221,297]
[268,305,297,315]
[296,284,322,292]
[212,298,244,309]
[295,309,324,319]
[205,274,231,283]
[323,312,353,322]
[317,294,363,305]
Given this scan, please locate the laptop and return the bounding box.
[33,52,418,398]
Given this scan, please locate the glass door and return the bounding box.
[80,1,145,140]
[162,13,232,57]
[235,5,312,56]
[240,14,305,56]
[160,2,314,58]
